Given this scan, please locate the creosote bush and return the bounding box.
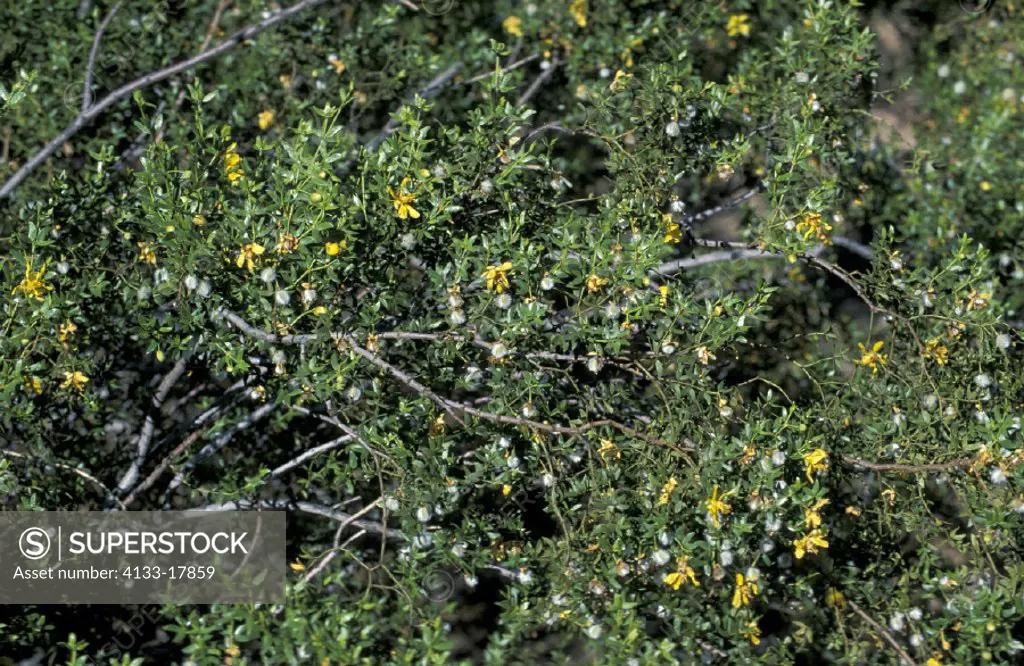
[1,0,1023,664]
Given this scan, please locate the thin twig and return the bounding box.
[194,498,404,539]
[848,598,918,666]
[840,455,972,474]
[365,62,464,152]
[217,309,694,459]
[682,187,761,226]
[0,0,332,199]
[82,1,123,113]
[653,248,783,275]
[517,57,558,107]
[2,450,124,509]
[461,54,540,85]
[163,401,276,505]
[296,498,382,589]
[113,358,188,496]
[269,434,355,478]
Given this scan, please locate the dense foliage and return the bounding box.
[1,0,1022,664]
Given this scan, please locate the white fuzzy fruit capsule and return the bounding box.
[416,505,432,523]
[260,267,276,284]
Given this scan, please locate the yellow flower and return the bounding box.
[569,0,587,27]
[136,242,157,265]
[706,485,732,528]
[235,243,265,272]
[739,444,756,464]
[732,572,758,608]
[979,180,992,192]
[258,110,275,130]
[224,643,241,664]
[664,222,683,244]
[658,476,678,505]
[726,14,751,37]
[389,177,420,219]
[610,69,632,90]
[804,498,828,529]
[12,260,53,300]
[429,413,446,436]
[659,285,670,306]
[276,233,299,254]
[502,15,523,37]
[24,376,43,395]
[192,214,207,227]
[742,621,761,645]
[586,274,608,293]
[695,346,716,365]
[856,340,887,375]
[598,439,620,461]
[795,212,833,245]
[59,320,78,349]
[327,55,346,74]
[966,289,991,311]
[325,241,343,256]
[60,371,89,392]
[793,529,829,559]
[825,587,846,609]
[289,560,306,572]
[482,262,513,293]
[804,448,828,483]
[923,337,949,365]
[663,557,699,590]
[224,143,243,183]
[926,660,942,666]
[502,484,512,496]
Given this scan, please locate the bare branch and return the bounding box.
[2,450,124,509]
[82,1,122,114]
[461,54,540,85]
[682,187,761,226]
[217,309,695,459]
[517,57,558,107]
[365,62,464,152]
[163,401,276,506]
[848,598,918,666]
[113,358,188,496]
[269,434,355,478]
[194,498,405,539]
[840,454,972,474]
